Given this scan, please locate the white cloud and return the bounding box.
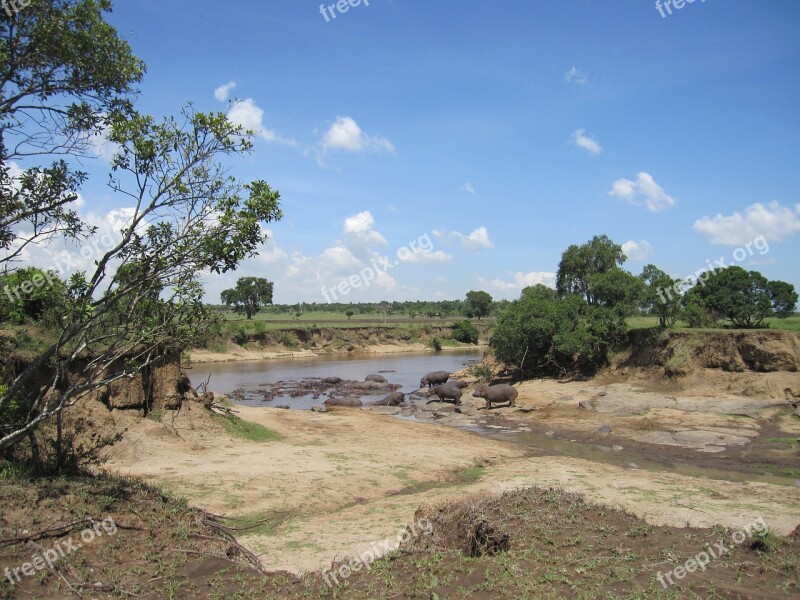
[434,226,493,250]
[622,240,654,261]
[398,249,453,264]
[87,126,120,163]
[461,226,493,250]
[483,272,557,293]
[343,210,388,247]
[609,172,676,212]
[461,182,476,195]
[214,81,237,102]
[227,98,296,146]
[565,66,587,85]
[320,116,395,154]
[573,129,602,155]
[693,201,800,245]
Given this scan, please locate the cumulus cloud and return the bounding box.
[320,116,395,154]
[434,226,493,250]
[226,98,296,146]
[343,211,388,248]
[565,66,587,85]
[573,129,602,155]
[609,172,676,212]
[622,239,654,261]
[693,201,800,245]
[461,182,476,195]
[214,81,237,102]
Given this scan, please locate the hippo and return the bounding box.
[427,383,462,405]
[365,374,388,383]
[420,371,450,389]
[473,384,517,409]
[324,397,363,407]
[372,392,406,406]
[321,377,342,385]
[449,380,469,389]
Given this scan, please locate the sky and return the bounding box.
[11,0,800,305]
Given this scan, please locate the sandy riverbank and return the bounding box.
[187,342,487,364]
[101,397,800,575]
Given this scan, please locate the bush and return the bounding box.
[431,337,443,352]
[451,320,480,344]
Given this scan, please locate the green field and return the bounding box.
[626,314,800,332]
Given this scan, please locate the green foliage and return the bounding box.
[1,0,145,255]
[0,268,67,325]
[451,320,479,344]
[431,337,443,352]
[465,290,493,319]
[221,277,274,320]
[687,266,796,328]
[345,310,354,320]
[469,363,493,382]
[639,264,683,328]
[491,284,626,376]
[556,235,625,304]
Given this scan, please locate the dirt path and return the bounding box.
[101,402,800,575]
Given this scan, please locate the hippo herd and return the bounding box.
[322,370,518,410]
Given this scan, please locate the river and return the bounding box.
[188,349,484,409]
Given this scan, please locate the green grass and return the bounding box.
[626,314,800,333]
[216,415,283,442]
[761,437,799,446]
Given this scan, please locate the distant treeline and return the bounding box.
[207,299,501,319]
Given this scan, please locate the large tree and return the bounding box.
[465,290,492,319]
[639,264,683,328]
[0,105,283,457]
[221,277,274,320]
[687,266,796,328]
[1,0,145,262]
[556,235,626,305]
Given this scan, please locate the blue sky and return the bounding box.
[15,0,800,304]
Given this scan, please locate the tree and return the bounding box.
[345,310,354,320]
[0,106,283,457]
[687,266,795,328]
[769,281,798,318]
[221,277,274,320]
[0,267,67,324]
[556,235,625,304]
[1,0,145,263]
[639,264,683,328]
[451,320,479,344]
[465,290,492,319]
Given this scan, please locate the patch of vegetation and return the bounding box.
[451,320,480,344]
[216,415,283,442]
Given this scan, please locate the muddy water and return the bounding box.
[188,350,484,409]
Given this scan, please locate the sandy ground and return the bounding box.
[101,397,800,575]
[187,342,487,363]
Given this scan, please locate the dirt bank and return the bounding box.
[187,325,486,363]
[99,400,800,575]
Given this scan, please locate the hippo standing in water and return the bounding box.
[473,384,517,409]
[420,371,449,388]
[426,383,462,405]
[365,374,388,383]
[372,392,406,406]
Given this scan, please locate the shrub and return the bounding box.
[451,320,480,344]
